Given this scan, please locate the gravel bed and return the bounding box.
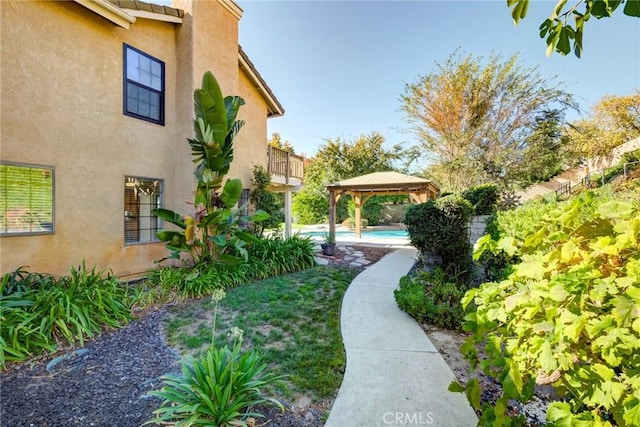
[0,308,180,427]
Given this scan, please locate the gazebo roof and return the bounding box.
[326,171,439,193]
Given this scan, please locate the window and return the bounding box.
[0,162,54,235]
[123,44,164,124]
[238,188,250,229]
[124,176,163,244]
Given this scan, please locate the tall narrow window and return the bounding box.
[123,44,165,125]
[238,188,250,229]
[0,162,54,235]
[124,177,163,244]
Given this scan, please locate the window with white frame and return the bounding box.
[0,162,54,235]
[123,44,165,124]
[124,176,162,244]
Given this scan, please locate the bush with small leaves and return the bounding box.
[394,268,467,331]
[455,189,640,426]
[461,184,500,215]
[405,195,474,282]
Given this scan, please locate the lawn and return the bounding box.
[162,265,359,406]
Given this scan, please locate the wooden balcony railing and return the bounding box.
[267,145,304,182]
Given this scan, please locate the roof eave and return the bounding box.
[75,0,136,28]
[121,8,183,23]
[238,46,285,118]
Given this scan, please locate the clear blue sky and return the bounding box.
[235,1,639,159]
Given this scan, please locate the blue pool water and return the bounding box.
[299,229,408,239]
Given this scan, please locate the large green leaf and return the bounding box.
[224,96,245,127]
[220,179,243,209]
[250,210,270,222]
[153,209,186,229]
[194,71,228,147]
[625,0,640,16]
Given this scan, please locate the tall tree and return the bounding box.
[400,51,575,192]
[507,0,640,57]
[268,132,295,154]
[565,90,640,160]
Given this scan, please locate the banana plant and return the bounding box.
[153,71,268,265]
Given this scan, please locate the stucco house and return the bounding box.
[0,0,302,278]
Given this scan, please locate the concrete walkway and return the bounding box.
[325,247,478,427]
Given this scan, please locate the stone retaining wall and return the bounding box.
[469,215,491,247]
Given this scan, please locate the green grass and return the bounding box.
[163,265,358,405]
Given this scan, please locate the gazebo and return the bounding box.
[325,171,439,240]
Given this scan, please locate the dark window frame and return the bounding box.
[123,44,165,125]
[124,176,164,245]
[239,188,250,229]
[0,161,55,237]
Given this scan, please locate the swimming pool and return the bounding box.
[299,229,409,239]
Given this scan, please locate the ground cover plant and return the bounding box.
[454,184,640,426]
[394,268,468,330]
[0,263,134,368]
[146,234,316,299]
[162,266,359,411]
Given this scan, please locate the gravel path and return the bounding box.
[0,308,180,427]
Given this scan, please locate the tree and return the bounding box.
[564,90,640,161]
[400,51,575,192]
[268,132,295,154]
[292,132,403,224]
[515,109,568,186]
[250,164,283,235]
[507,0,640,57]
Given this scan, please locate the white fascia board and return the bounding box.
[74,0,136,29]
[122,9,183,24]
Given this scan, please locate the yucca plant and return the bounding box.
[146,344,284,426]
[147,290,284,426]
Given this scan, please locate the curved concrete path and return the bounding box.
[325,247,478,427]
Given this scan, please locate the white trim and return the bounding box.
[239,53,285,117]
[74,0,136,29]
[122,9,183,24]
[218,0,243,20]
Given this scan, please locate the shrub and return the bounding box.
[461,184,499,215]
[250,164,284,235]
[347,196,384,226]
[405,195,474,282]
[394,269,466,330]
[457,190,640,425]
[292,189,328,224]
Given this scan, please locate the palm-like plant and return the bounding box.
[153,71,268,265]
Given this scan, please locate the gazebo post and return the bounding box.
[329,189,336,242]
[354,192,362,238]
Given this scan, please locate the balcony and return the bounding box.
[267,145,304,188]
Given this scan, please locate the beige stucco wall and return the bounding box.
[231,68,269,190]
[0,0,272,278]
